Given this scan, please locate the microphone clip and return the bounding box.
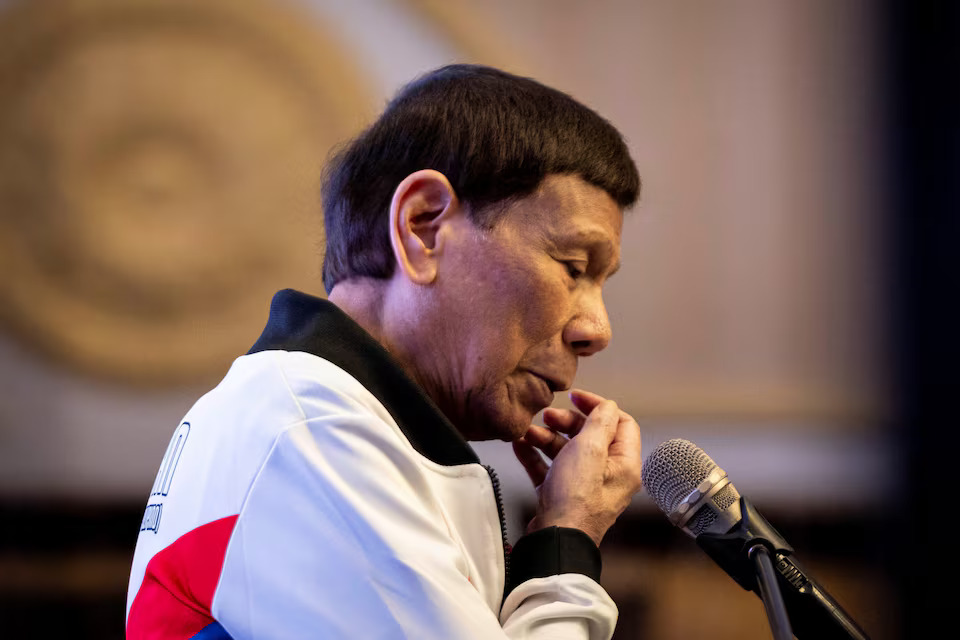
[696,496,794,593]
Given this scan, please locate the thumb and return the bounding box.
[577,399,620,447]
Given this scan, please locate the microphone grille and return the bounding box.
[642,439,741,536]
[642,438,718,513]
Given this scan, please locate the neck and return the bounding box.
[329,277,440,403]
[327,278,388,346]
[331,278,475,439]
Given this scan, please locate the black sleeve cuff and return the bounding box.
[504,526,602,598]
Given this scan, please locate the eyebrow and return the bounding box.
[561,229,623,278]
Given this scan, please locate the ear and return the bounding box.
[388,169,460,285]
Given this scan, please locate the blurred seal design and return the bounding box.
[0,0,372,385]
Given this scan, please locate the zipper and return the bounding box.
[483,464,511,600]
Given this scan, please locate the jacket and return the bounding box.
[126,289,618,639]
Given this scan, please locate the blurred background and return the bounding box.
[0,0,955,638]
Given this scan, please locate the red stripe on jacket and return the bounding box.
[127,515,239,640]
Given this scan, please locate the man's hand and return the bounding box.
[512,389,643,547]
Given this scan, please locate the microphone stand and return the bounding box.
[696,497,870,640]
[750,543,794,640]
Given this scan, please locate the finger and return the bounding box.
[571,389,634,425]
[512,438,549,486]
[569,388,608,416]
[542,407,586,435]
[523,424,568,460]
[600,412,644,488]
[609,412,642,458]
[575,398,620,445]
[614,414,641,446]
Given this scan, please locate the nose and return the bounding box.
[563,288,612,356]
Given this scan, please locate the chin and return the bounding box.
[454,401,535,443]
[491,407,540,442]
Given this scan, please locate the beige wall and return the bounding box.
[0,0,889,505]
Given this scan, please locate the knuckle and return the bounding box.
[582,438,607,458]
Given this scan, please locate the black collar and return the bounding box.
[248,289,479,467]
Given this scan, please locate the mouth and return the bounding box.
[529,371,569,395]
[521,374,554,412]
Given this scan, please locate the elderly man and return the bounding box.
[126,64,644,640]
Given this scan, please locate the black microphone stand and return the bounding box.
[750,543,794,640]
[696,497,870,640]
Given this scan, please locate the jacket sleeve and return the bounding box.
[502,527,617,638]
[210,366,618,639]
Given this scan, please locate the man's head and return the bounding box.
[321,64,639,292]
[322,64,639,441]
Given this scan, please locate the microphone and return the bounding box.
[641,438,871,640]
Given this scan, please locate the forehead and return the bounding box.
[503,174,623,251]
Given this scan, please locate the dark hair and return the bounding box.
[321,64,640,292]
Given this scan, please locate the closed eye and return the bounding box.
[563,261,587,280]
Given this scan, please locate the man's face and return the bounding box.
[415,174,623,441]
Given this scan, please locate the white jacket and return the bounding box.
[126,289,618,639]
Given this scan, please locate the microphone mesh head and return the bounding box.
[642,438,740,535]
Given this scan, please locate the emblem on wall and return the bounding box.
[0,0,371,384]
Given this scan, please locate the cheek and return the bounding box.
[513,273,570,342]
[469,253,569,358]
[469,280,551,371]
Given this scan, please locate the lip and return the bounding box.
[526,373,556,410]
[528,370,571,394]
